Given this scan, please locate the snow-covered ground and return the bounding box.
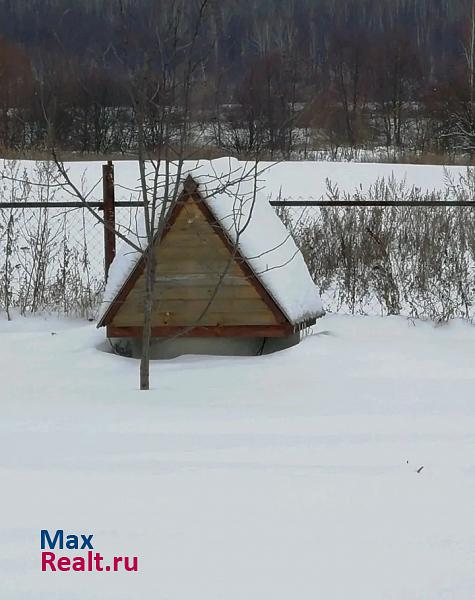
[3,158,469,204]
[1,315,475,599]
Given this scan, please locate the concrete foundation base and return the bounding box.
[111,334,301,360]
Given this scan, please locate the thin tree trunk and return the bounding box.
[470,1,475,130]
[140,245,156,390]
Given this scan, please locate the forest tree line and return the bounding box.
[1,0,475,159]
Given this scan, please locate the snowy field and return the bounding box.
[1,315,475,599]
[7,158,469,201]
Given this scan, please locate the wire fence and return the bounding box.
[0,161,474,322]
[277,204,475,322]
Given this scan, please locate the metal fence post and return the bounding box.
[102,161,116,282]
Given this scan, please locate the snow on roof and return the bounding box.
[98,158,324,326]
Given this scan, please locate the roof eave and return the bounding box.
[292,310,326,330]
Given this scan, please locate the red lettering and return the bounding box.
[42,551,139,574]
[72,557,86,572]
[57,557,71,571]
[124,557,138,572]
[94,553,104,571]
[42,552,56,572]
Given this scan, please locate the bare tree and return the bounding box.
[438,0,475,154]
[38,0,271,391]
[328,25,370,150]
[371,29,422,150]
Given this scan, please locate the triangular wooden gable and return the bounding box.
[100,184,295,338]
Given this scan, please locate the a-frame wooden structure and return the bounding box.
[98,176,316,339]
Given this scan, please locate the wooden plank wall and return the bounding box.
[111,200,282,328]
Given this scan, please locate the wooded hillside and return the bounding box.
[1,0,474,158]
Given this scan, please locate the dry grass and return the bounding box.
[280,172,475,321]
